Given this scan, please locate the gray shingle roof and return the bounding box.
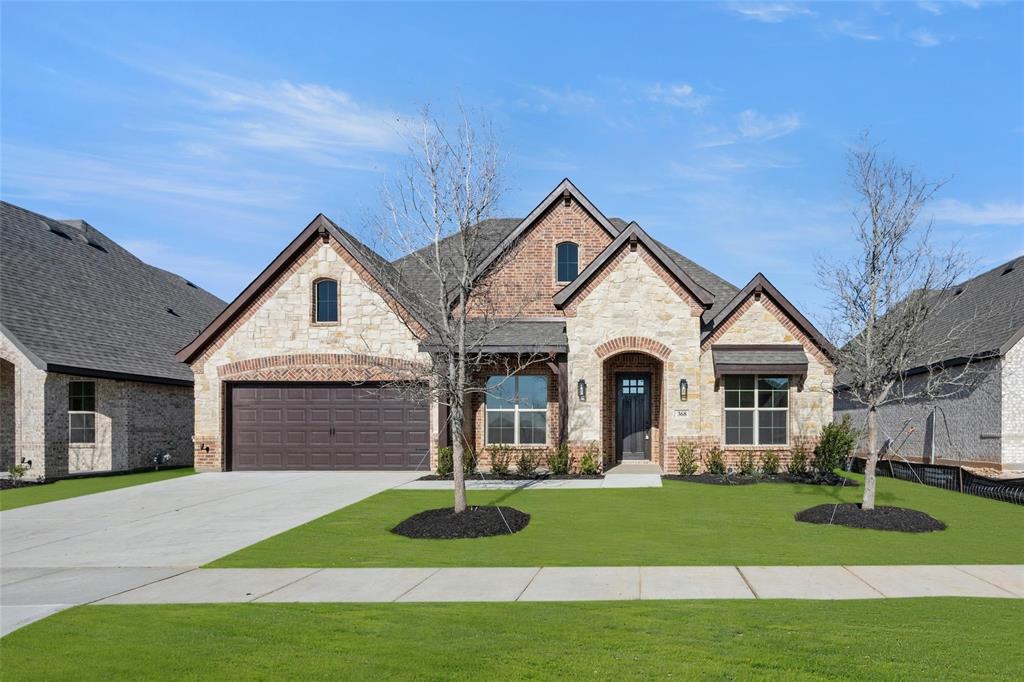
[421,320,567,352]
[914,257,1024,361]
[1,201,226,383]
[390,217,739,322]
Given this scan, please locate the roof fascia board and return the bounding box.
[47,364,193,387]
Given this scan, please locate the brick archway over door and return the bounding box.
[594,337,672,361]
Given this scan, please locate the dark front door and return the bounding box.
[617,373,651,461]
[229,383,428,470]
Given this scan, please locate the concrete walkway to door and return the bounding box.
[0,471,421,635]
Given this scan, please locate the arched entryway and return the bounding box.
[600,351,664,468]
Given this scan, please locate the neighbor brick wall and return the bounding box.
[467,196,614,318]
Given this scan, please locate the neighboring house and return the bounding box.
[177,179,836,473]
[0,202,225,479]
[835,257,1024,470]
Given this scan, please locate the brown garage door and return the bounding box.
[229,383,429,471]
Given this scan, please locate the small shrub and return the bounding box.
[578,443,601,476]
[515,450,539,478]
[760,451,780,476]
[488,445,512,476]
[7,463,28,487]
[546,443,571,475]
[436,447,453,476]
[787,446,809,476]
[436,446,476,477]
[813,416,858,477]
[676,442,698,475]
[738,451,757,476]
[703,447,726,475]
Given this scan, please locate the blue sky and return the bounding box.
[2,1,1022,323]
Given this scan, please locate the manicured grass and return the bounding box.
[0,468,194,511]
[211,474,1024,567]
[2,599,1019,679]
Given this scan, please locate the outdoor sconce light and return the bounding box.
[679,378,688,401]
[577,379,587,401]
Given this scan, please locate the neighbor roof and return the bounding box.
[910,256,1024,363]
[1,202,226,384]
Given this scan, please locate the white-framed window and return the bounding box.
[485,375,548,445]
[724,375,788,445]
[69,380,96,444]
[314,278,338,322]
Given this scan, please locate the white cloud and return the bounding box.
[519,86,597,114]
[917,1,944,15]
[725,2,814,23]
[910,28,941,47]
[737,109,803,141]
[646,83,711,111]
[832,20,883,41]
[931,199,1024,226]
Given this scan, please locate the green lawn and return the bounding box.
[1,600,1019,680]
[211,474,1024,567]
[0,468,194,511]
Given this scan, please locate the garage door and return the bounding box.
[229,383,429,470]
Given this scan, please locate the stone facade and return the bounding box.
[565,245,704,470]
[190,238,432,471]
[1,328,193,479]
[694,296,835,472]
[1003,338,1024,465]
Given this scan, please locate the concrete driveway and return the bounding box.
[0,471,419,635]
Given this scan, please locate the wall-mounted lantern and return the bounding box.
[577,379,587,401]
[679,378,688,402]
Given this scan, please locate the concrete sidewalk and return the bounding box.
[90,564,1022,605]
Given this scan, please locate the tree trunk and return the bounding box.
[450,396,467,513]
[862,406,878,510]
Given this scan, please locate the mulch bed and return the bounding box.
[418,473,603,481]
[795,503,946,532]
[391,506,530,539]
[663,472,858,487]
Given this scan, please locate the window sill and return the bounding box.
[722,444,791,449]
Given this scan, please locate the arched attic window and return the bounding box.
[556,242,579,282]
[314,278,338,323]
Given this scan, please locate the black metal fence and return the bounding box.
[850,457,1024,506]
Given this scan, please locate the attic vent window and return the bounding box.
[1002,264,1015,275]
[166,307,180,317]
[953,287,965,296]
[86,238,107,253]
[185,281,198,289]
[49,225,72,240]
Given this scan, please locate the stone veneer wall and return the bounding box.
[565,246,704,468]
[191,238,431,471]
[0,333,47,478]
[1003,338,1024,466]
[691,296,835,474]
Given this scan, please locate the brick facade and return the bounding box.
[1,330,194,479]
[468,196,614,318]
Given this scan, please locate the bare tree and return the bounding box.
[818,135,971,510]
[370,107,543,513]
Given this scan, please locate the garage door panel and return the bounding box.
[231,383,427,471]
